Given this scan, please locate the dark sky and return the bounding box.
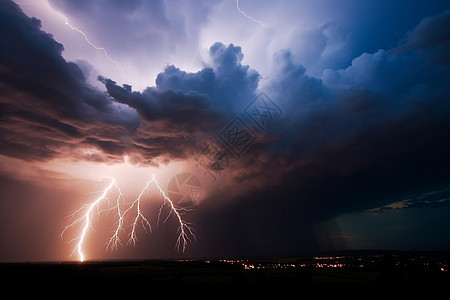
[1,0,450,262]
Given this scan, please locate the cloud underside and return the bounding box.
[0,1,263,165]
[1,0,450,223]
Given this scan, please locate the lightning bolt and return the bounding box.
[126,180,153,246]
[114,174,195,252]
[63,17,126,77]
[16,0,127,79]
[105,184,126,251]
[234,0,268,27]
[61,175,195,262]
[61,178,118,262]
[154,175,196,252]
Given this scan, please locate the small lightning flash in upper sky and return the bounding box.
[63,17,126,77]
[235,0,268,27]
[15,0,127,80]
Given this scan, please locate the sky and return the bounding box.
[1,0,450,262]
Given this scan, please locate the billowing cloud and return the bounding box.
[0,0,137,162]
[201,9,450,237]
[99,42,261,165]
[256,9,450,218]
[0,1,262,166]
[102,42,260,122]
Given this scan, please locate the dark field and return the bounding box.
[1,251,449,291]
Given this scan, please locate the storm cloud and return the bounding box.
[1,0,450,259]
[0,2,260,165]
[193,10,450,256]
[3,0,450,215]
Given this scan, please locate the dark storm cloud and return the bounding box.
[101,42,260,124]
[99,78,216,131]
[0,0,141,162]
[192,10,450,256]
[159,42,260,112]
[0,1,260,165]
[96,8,450,232]
[255,9,450,216]
[98,42,261,163]
[393,10,450,64]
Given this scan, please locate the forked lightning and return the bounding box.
[61,175,195,262]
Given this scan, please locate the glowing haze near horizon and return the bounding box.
[1,0,450,262]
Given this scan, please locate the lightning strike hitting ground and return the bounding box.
[235,0,268,27]
[154,175,196,252]
[61,175,195,262]
[61,178,118,262]
[126,180,153,247]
